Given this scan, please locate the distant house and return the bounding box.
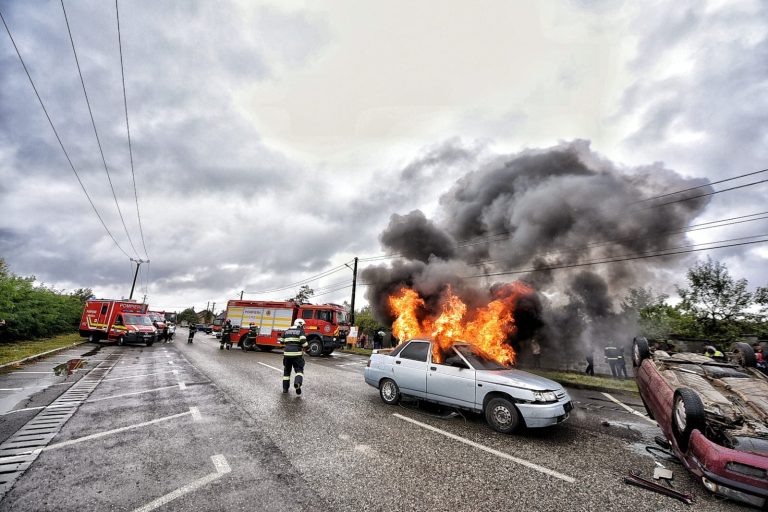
[196,310,212,324]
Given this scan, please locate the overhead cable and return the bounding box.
[0,8,132,259]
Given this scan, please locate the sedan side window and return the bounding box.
[399,342,430,362]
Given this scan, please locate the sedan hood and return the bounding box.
[477,369,563,391]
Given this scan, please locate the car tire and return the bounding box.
[485,397,520,434]
[307,339,323,357]
[632,337,651,367]
[379,378,400,405]
[732,342,757,368]
[257,346,274,352]
[146,339,154,347]
[88,332,97,343]
[671,388,705,452]
[117,336,125,347]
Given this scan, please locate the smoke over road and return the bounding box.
[362,140,712,356]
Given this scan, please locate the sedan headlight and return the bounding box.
[533,391,558,403]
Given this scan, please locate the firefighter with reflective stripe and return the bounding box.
[220,319,233,350]
[705,346,725,361]
[279,318,308,394]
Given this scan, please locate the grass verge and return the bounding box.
[340,347,373,356]
[527,369,639,394]
[0,333,84,366]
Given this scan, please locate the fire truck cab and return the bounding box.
[225,300,349,356]
[79,299,158,346]
[147,310,169,341]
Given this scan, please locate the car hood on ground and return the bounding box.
[477,369,564,392]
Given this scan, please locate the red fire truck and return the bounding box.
[147,310,169,341]
[224,300,349,356]
[79,299,158,346]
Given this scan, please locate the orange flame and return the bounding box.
[388,283,532,365]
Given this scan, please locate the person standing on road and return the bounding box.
[279,318,308,394]
[187,324,195,344]
[585,348,594,376]
[604,345,619,378]
[373,330,384,350]
[616,346,628,378]
[220,319,233,350]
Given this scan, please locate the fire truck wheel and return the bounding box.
[307,339,323,357]
[257,346,274,352]
[117,336,125,347]
[88,333,97,343]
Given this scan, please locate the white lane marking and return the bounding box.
[393,413,576,483]
[131,454,231,512]
[0,388,24,391]
[43,408,194,451]
[601,392,657,425]
[257,362,282,372]
[336,361,364,367]
[190,406,202,421]
[100,370,183,382]
[86,385,181,403]
[178,381,187,390]
[10,372,59,374]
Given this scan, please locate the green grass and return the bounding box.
[527,369,639,394]
[340,347,373,356]
[0,333,84,366]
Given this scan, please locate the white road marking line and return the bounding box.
[257,362,282,372]
[189,406,202,421]
[393,413,576,483]
[336,361,364,367]
[86,385,180,403]
[601,392,657,425]
[0,388,24,391]
[131,454,231,512]
[100,370,183,382]
[178,381,187,390]
[11,372,58,374]
[43,408,194,451]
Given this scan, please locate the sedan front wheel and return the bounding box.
[485,397,520,434]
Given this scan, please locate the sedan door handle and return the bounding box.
[395,360,401,364]
[429,366,437,371]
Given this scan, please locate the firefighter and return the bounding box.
[604,345,620,378]
[705,346,725,360]
[220,319,233,350]
[279,318,308,394]
[187,324,195,344]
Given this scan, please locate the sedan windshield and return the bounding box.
[454,345,510,370]
[124,314,153,326]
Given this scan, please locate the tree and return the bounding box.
[288,285,314,305]
[354,305,387,336]
[177,307,197,326]
[70,288,94,304]
[677,257,752,338]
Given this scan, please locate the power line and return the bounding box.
[632,167,768,204]
[243,261,353,295]
[0,8,132,259]
[639,177,768,210]
[463,237,768,279]
[115,0,149,260]
[61,0,141,259]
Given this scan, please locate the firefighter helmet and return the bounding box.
[294,318,305,328]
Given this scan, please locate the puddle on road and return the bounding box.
[80,344,104,357]
[53,359,87,377]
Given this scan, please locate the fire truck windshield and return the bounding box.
[335,310,348,324]
[124,315,153,326]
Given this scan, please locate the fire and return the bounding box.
[388,282,532,365]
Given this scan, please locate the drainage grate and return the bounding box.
[0,352,121,497]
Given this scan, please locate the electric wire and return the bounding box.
[61,0,141,259]
[243,261,353,295]
[115,0,149,260]
[0,8,132,259]
[631,167,768,204]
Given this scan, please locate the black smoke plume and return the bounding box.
[362,140,711,358]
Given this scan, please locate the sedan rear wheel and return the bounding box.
[632,337,650,367]
[379,378,400,405]
[485,397,520,434]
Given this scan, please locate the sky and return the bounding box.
[0,0,766,316]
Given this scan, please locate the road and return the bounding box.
[0,330,753,511]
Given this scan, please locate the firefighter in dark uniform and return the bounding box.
[279,318,308,394]
[220,319,233,350]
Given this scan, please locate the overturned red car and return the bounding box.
[633,337,768,508]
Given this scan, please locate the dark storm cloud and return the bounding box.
[362,140,712,352]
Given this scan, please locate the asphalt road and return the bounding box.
[0,331,755,511]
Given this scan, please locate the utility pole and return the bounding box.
[350,257,358,325]
[129,258,149,300]
[211,302,216,315]
[206,301,210,314]
[240,290,244,300]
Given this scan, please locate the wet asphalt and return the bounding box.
[0,330,754,511]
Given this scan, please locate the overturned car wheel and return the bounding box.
[632,337,650,367]
[672,388,705,452]
[379,378,400,405]
[732,342,757,368]
[485,397,520,434]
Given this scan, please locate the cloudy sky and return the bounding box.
[1,0,766,315]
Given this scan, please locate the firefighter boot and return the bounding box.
[294,372,303,395]
[219,343,224,350]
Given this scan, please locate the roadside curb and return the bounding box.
[0,339,91,370]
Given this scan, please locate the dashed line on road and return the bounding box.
[257,362,282,372]
[100,370,184,382]
[42,407,195,451]
[600,392,657,425]
[393,413,576,483]
[131,454,231,512]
